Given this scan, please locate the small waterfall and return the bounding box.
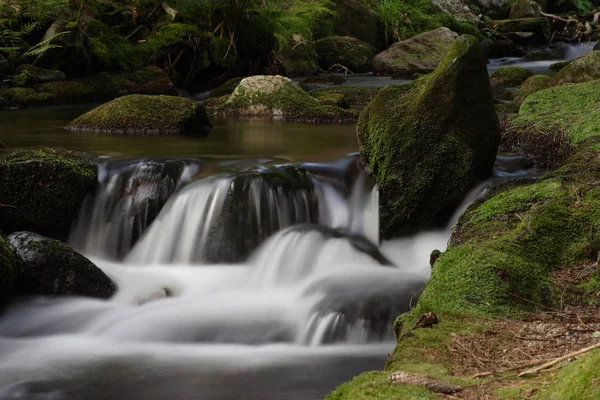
[69,159,200,260]
[564,41,598,60]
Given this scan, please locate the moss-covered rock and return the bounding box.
[316,93,350,109]
[0,148,97,240]
[0,87,53,109]
[509,0,541,18]
[358,35,501,238]
[484,18,551,45]
[277,41,319,77]
[218,75,358,123]
[203,94,230,110]
[331,0,378,47]
[549,60,571,73]
[506,80,600,168]
[552,50,600,85]
[309,86,382,105]
[0,235,18,298]
[314,36,377,73]
[205,77,243,99]
[513,74,552,103]
[14,64,66,85]
[8,231,116,298]
[490,66,534,87]
[67,94,212,135]
[373,28,459,78]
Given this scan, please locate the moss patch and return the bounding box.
[491,66,534,88]
[326,371,440,400]
[552,51,600,85]
[0,147,97,240]
[67,94,212,134]
[513,74,552,104]
[533,350,600,399]
[309,86,381,105]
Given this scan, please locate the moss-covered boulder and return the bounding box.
[331,0,378,47]
[372,28,459,78]
[0,88,53,109]
[509,0,541,18]
[513,74,552,103]
[490,66,534,87]
[549,60,571,73]
[218,75,358,123]
[0,148,97,241]
[14,64,66,85]
[314,36,377,73]
[277,41,319,77]
[315,93,350,109]
[8,231,116,298]
[552,51,600,85]
[358,35,501,238]
[506,80,600,168]
[484,18,551,45]
[0,236,18,298]
[309,86,382,105]
[67,95,212,135]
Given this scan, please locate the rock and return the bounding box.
[0,148,97,240]
[476,0,511,19]
[549,60,571,73]
[595,42,600,51]
[514,74,552,104]
[552,51,600,85]
[14,65,66,84]
[358,35,501,238]
[314,36,377,73]
[309,86,382,105]
[331,0,378,47]
[7,232,116,298]
[431,0,480,23]
[0,236,18,298]
[481,38,522,59]
[277,41,319,77]
[372,28,459,78]
[509,0,541,18]
[316,93,350,109]
[0,88,52,109]
[218,75,358,122]
[523,45,565,61]
[485,18,551,45]
[205,77,243,99]
[490,66,534,87]
[67,95,212,135]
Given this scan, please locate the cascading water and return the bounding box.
[0,154,535,400]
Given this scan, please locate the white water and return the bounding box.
[0,157,491,399]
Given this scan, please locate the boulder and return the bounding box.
[490,66,534,87]
[0,148,97,241]
[314,36,377,73]
[523,45,565,61]
[431,0,480,23]
[549,60,571,73]
[481,38,522,59]
[331,0,378,47]
[309,86,382,105]
[513,74,552,104]
[552,51,600,85]
[0,236,18,298]
[509,0,541,18]
[277,41,319,77]
[14,65,66,85]
[7,232,116,298]
[67,95,212,135]
[484,18,551,45]
[372,28,459,78]
[476,0,511,19]
[218,75,358,122]
[358,35,501,237]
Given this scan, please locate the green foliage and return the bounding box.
[555,0,595,15]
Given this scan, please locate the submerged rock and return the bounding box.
[491,66,533,87]
[8,232,116,298]
[552,51,600,85]
[314,36,377,73]
[372,28,459,78]
[67,94,212,135]
[0,147,97,241]
[218,75,358,123]
[14,65,66,84]
[358,35,501,237]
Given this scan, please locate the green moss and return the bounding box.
[0,147,97,240]
[314,36,376,73]
[206,77,243,99]
[549,60,571,73]
[552,51,600,85]
[0,87,52,108]
[316,93,349,108]
[89,32,145,71]
[534,350,600,399]
[358,35,500,237]
[13,69,34,87]
[67,94,210,134]
[513,74,552,104]
[495,102,520,114]
[143,23,201,56]
[326,371,440,400]
[309,86,381,105]
[491,66,534,88]
[204,94,230,109]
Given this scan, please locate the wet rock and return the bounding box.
[314,36,377,73]
[552,51,600,85]
[67,95,212,135]
[373,28,459,78]
[218,75,358,123]
[485,18,551,45]
[358,35,501,237]
[0,147,97,241]
[491,66,534,87]
[7,232,116,298]
[549,60,571,73]
[14,65,66,84]
[523,44,565,61]
[595,42,600,51]
[430,250,442,267]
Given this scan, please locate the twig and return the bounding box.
[505,291,562,312]
[0,203,16,209]
[518,342,600,377]
[472,358,553,379]
[453,338,486,369]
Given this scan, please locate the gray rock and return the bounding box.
[15,64,66,84]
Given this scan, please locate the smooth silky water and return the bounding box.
[0,94,541,399]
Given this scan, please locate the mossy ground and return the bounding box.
[491,66,534,88]
[309,86,381,105]
[67,94,210,134]
[513,75,552,104]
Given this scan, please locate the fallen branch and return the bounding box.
[452,338,486,369]
[518,342,600,377]
[0,203,16,209]
[390,371,463,394]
